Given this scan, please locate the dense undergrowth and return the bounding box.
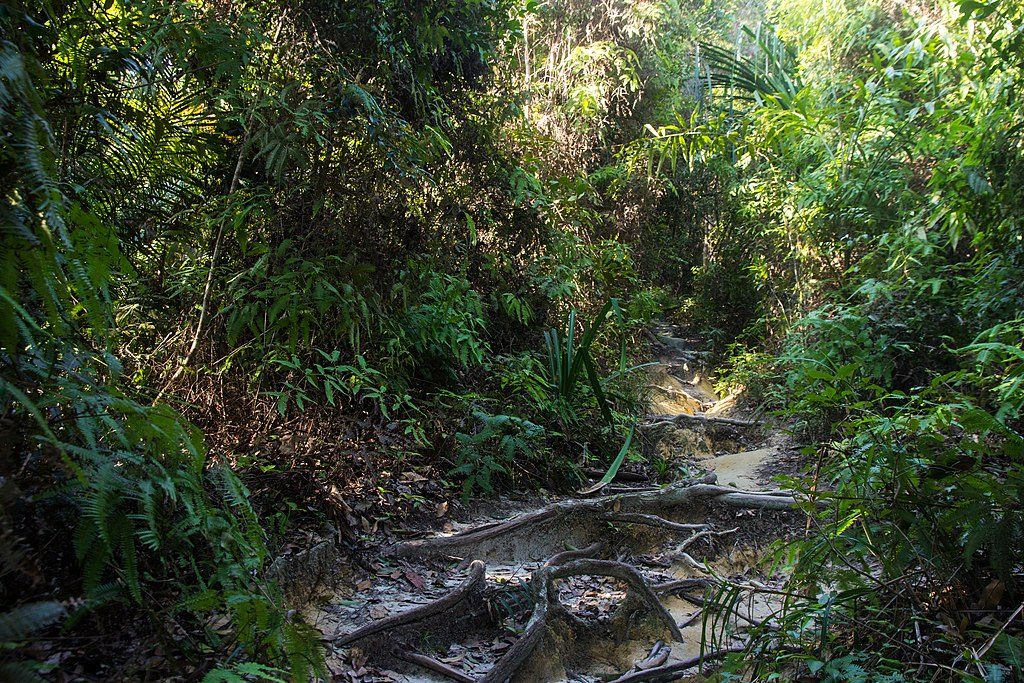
[2,0,1023,680]
[0,0,719,679]
[698,0,1024,679]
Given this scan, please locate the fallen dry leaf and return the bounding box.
[404,570,426,590]
[979,578,1004,609]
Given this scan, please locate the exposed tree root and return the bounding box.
[548,559,684,642]
[543,542,605,567]
[392,478,801,558]
[676,526,739,552]
[484,556,685,682]
[331,542,694,682]
[602,512,709,533]
[335,474,799,681]
[584,468,648,483]
[651,577,712,595]
[716,491,799,509]
[678,609,703,628]
[481,569,551,683]
[607,646,749,683]
[329,560,486,647]
[391,647,475,683]
[634,640,670,670]
[643,412,761,428]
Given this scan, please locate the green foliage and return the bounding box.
[269,351,413,419]
[544,300,624,427]
[686,0,1024,676]
[451,410,546,499]
[222,236,374,358]
[386,270,490,374]
[0,0,779,675]
[699,26,803,108]
[0,600,66,681]
[579,424,636,494]
[203,662,288,683]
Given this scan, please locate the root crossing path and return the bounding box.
[312,324,804,682]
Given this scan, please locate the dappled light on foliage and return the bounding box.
[2,0,1023,680]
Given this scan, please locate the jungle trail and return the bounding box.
[2,0,1023,681]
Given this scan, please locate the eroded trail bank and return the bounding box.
[309,326,806,682]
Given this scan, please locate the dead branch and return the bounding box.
[330,560,485,647]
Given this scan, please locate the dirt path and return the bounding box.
[310,325,802,682]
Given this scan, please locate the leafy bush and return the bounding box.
[451,410,546,499]
[385,269,489,377]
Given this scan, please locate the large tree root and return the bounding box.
[602,512,709,533]
[549,559,683,642]
[480,568,551,683]
[393,478,800,558]
[331,544,708,682]
[333,477,799,681]
[483,556,684,682]
[643,412,761,428]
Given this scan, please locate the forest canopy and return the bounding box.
[2,0,1023,680]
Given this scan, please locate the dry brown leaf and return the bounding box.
[404,570,426,590]
[979,578,1004,609]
